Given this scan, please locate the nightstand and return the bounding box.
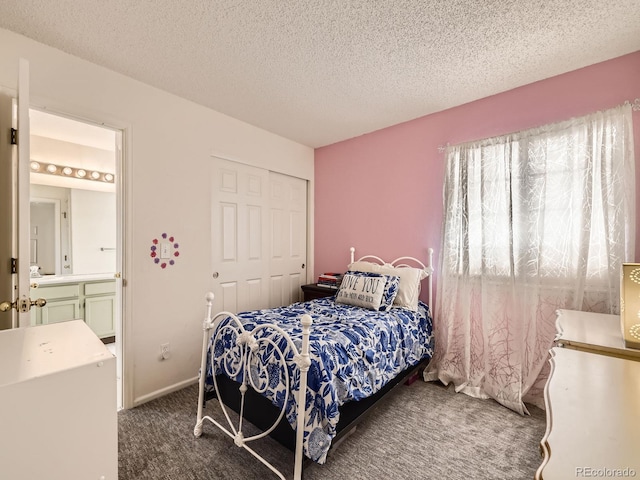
[301,283,337,301]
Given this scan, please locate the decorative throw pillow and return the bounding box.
[335,272,386,310]
[344,271,400,311]
[379,274,400,311]
[348,261,426,311]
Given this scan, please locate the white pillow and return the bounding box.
[348,261,426,311]
[348,261,378,273]
[335,272,386,310]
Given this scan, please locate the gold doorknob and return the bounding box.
[32,298,47,308]
[0,298,46,312]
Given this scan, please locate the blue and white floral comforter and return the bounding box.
[204,297,433,464]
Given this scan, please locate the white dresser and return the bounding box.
[0,320,117,480]
[554,309,640,361]
[536,309,640,479]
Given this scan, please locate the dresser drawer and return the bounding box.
[35,284,80,300]
[84,281,116,296]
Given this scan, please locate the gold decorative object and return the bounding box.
[620,263,640,349]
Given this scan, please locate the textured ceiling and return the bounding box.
[1,1,640,148]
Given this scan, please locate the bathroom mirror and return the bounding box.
[30,185,116,276]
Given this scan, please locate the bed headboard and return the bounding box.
[349,247,434,309]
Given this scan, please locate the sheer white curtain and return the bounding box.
[424,105,635,414]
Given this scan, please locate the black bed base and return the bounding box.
[205,357,430,456]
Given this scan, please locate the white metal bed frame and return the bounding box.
[194,246,434,480]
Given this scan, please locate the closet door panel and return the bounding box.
[247,206,262,260]
[269,275,284,307]
[220,203,237,261]
[269,172,308,308]
[219,282,238,314]
[211,157,269,314]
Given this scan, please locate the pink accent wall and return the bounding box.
[314,51,640,305]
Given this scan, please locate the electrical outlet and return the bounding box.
[160,343,170,360]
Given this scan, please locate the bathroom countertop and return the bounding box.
[31,273,116,286]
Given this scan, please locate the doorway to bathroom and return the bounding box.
[29,109,124,409]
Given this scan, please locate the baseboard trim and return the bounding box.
[133,376,199,408]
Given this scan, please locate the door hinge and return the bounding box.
[10,258,17,274]
[10,128,17,145]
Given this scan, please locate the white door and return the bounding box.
[0,87,14,329]
[0,59,38,328]
[211,157,270,314]
[268,172,307,307]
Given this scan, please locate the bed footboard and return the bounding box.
[194,292,312,480]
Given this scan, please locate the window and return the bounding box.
[443,105,635,295]
[426,104,635,413]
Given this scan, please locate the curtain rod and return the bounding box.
[624,98,640,111]
[436,97,640,153]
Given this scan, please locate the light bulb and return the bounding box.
[62,167,73,175]
[76,169,86,178]
[90,171,101,180]
[46,164,57,173]
[30,161,40,171]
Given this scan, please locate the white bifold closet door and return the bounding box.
[268,171,307,307]
[211,157,307,315]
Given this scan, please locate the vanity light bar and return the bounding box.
[30,161,115,183]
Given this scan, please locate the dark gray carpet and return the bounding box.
[118,380,546,480]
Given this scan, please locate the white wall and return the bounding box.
[70,189,116,274]
[0,28,315,406]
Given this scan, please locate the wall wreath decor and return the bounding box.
[150,233,180,268]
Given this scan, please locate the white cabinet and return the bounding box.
[42,298,81,323]
[32,283,81,325]
[31,279,115,338]
[0,320,117,480]
[84,280,116,338]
